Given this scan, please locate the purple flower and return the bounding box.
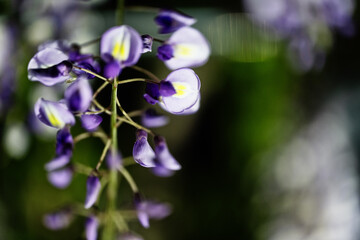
[157,44,173,61]
[43,209,73,230]
[141,109,169,128]
[157,27,210,70]
[45,154,71,172]
[154,136,181,171]
[34,98,75,129]
[106,151,122,170]
[155,9,196,34]
[84,176,101,209]
[55,127,74,156]
[28,48,73,86]
[144,69,200,114]
[81,114,103,132]
[38,40,72,53]
[85,215,99,240]
[135,197,172,228]
[47,166,73,189]
[100,25,143,78]
[133,130,156,168]
[117,233,144,240]
[141,34,153,53]
[162,68,201,114]
[64,76,93,112]
[151,161,175,178]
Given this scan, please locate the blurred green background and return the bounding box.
[1,0,360,239]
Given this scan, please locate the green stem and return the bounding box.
[73,66,111,83]
[117,78,158,85]
[118,166,139,193]
[103,80,119,240]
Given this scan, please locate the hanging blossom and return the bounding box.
[30,7,209,239]
[144,68,201,115]
[100,25,143,78]
[157,27,210,70]
[244,0,355,71]
[155,9,196,34]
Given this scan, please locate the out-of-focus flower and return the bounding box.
[157,27,210,70]
[47,166,73,189]
[141,34,153,53]
[154,136,181,171]
[117,233,144,240]
[85,176,101,209]
[151,160,175,178]
[133,130,156,168]
[85,215,99,240]
[141,109,169,128]
[3,123,30,159]
[155,9,196,34]
[106,151,122,170]
[144,68,201,115]
[28,48,73,86]
[35,98,75,129]
[81,114,103,132]
[244,0,355,71]
[64,76,93,112]
[45,154,71,172]
[100,25,143,78]
[43,209,73,230]
[134,196,171,228]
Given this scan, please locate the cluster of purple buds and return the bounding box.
[29,8,209,240]
[244,0,355,71]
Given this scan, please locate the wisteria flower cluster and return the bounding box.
[28,9,210,240]
[245,0,355,71]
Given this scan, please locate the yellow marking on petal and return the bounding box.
[174,44,196,58]
[112,33,131,61]
[44,105,64,128]
[172,82,189,98]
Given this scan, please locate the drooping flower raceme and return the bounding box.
[100,25,143,78]
[157,27,210,70]
[155,9,196,34]
[29,9,209,239]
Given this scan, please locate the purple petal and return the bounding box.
[103,59,122,79]
[85,215,99,240]
[117,233,144,240]
[176,94,200,115]
[38,40,72,53]
[85,176,101,209]
[141,34,153,53]
[47,167,73,189]
[157,44,174,61]
[159,81,176,97]
[28,48,72,86]
[160,68,200,114]
[43,210,73,230]
[100,25,143,67]
[45,155,71,172]
[164,27,210,70]
[34,98,75,129]
[106,151,122,170]
[136,200,172,228]
[65,76,93,113]
[155,9,196,34]
[154,136,181,170]
[55,127,73,156]
[81,114,103,132]
[141,109,169,128]
[151,162,175,177]
[133,130,156,168]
